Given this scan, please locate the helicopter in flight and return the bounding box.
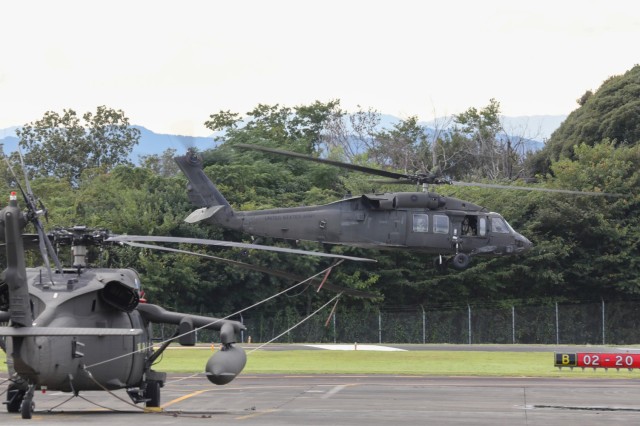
[0,161,373,419]
[175,143,619,272]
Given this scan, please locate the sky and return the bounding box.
[1,0,639,137]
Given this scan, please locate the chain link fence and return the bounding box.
[153,300,640,346]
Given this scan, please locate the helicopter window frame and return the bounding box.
[412,214,429,233]
[433,214,449,234]
[478,217,487,236]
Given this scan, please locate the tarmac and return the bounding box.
[2,345,640,425]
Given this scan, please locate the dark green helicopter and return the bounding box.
[175,144,619,272]
[0,162,373,419]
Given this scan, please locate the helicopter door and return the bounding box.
[428,213,451,252]
[406,213,429,248]
[459,214,490,252]
[487,215,514,254]
[379,210,406,245]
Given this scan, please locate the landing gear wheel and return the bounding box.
[145,381,161,408]
[20,398,34,419]
[6,385,25,413]
[19,385,35,419]
[451,253,471,270]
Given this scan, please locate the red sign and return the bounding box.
[555,352,640,369]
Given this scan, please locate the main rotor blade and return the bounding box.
[369,179,422,185]
[107,235,376,263]
[124,241,295,277]
[450,181,623,197]
[17,149,65,270]
[17,149,34,198]
[235,144,624,196]
[124,242,376,298]
[234,143,410,181]
[4,155,63,276]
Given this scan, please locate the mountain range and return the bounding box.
[0,115,566,163]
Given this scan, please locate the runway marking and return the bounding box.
[321,384,351,399]
[162,389,211,408]
[235,408,279,420]
[306,344,406,351]
[161,384,310,409]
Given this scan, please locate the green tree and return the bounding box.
[16,106,140,186]
[320,105,381,161]
[450,98,515,180]
[369,116,431,174]
[205,100,343,155]
[531,65,640,175]
[140,148,181,177]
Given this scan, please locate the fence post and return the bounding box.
[468,304,472,345]
[556,302,560,345]
[333,311,336,344]
[240,312,244,344]
[602,299,605,345]
[378,311,382,344]
[512,306,515,344]
[421,305,426,344]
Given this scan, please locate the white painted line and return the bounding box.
[322,384,348,399]
[306,344,406,351]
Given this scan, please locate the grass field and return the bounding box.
[4,345,633,378]
[170,347,640,378]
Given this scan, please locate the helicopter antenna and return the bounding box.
[4,151,63,281]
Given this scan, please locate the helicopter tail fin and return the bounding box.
[174,149,234,224]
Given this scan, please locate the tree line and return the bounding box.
[2,65,639,321]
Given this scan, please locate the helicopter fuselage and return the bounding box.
[5,267,150,392]
[199,192,532,258]
[176,150,533,270]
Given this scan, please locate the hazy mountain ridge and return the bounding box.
[0,115,565,163]
[0,126,218,163]
[130,126,217,160]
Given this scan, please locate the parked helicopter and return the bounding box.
[175,144,619,272]
[0,168,373,419]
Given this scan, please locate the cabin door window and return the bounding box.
[412,214,429,232]
[433,215,449,234]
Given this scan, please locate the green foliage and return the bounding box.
[3,97,640,334]
[205,100,342,154]
[448,98,520,180]
[139,148,181,177]
[369,116,431,173]
[533,65,640,173]
[16,106,140,186]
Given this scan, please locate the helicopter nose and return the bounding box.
[515,234,533,253]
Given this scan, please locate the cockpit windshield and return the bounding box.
[490,216,512,234]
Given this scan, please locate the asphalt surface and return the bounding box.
[3,345,640,425]
[2,374,640,425]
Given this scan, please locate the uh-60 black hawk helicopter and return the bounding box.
[0,162,373,419]
[175,143,620,272]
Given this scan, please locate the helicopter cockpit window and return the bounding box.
[433,214,449,234]
[491,217,510,234]
[413,214,429,232]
